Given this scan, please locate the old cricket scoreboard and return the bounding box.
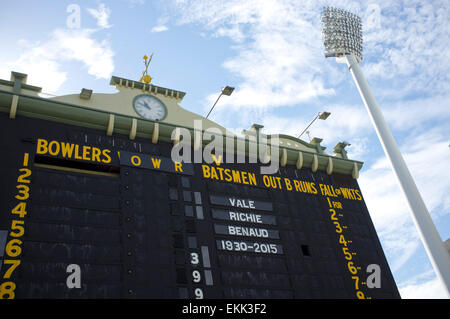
[0,71,400,299]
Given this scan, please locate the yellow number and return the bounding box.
[2,260,21,279]
[326,197,332,208]
[356,291,365,299]
[351,276,359,290]
[11,202,27,218]
[342,247,352,260]
[339,234,347,246]
[334,221,343,233]
[23,153,29,167]
[5,239,22,258]
[329,209,338,220]
[17,168,31,184]
[347,261,357,275]
[0,282,16,299]
[15,185,29,201]
[10,220,25,238]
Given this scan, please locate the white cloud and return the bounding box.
[151,25,169,33]
[358,128,450,274]
[207,102,372,156]
[384,95,450,131]
[172,0,336,109]
[399,270,448,299]
[0,5,114,94]
[87,3,113,29]
[361,0,450,98]
[170,1,450,125]
[151,15,170,33]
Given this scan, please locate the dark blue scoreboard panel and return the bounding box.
[0,114,400,299]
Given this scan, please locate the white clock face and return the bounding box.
[133,95,167,121]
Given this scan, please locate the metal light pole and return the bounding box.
[205,86,235,119]
[298,111,331,139]
[321,7,450,297]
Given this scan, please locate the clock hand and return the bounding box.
[142,101,152,109]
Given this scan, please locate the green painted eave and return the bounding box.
[0,89,364,176]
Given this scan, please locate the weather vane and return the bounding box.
[140,53,153,83]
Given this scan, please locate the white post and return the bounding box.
[342,54,450,297]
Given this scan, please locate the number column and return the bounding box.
[183,183,214,299]
[1,153,32,299]
[326,197,369,299]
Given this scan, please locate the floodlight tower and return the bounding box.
[321,7,450,297]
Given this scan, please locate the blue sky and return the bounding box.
[1,0,449,298]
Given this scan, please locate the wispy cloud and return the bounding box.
[169,1,449,119]
[151,25,169,33]
[0,5,114,93]
[358,128,450,276]
[171,0,336,109]
[87,3,113,29]
[399,269,447,299]
[384,95,450,131]
[151,15,170,33]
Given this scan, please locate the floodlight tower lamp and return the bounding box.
[205,86,235,119]
[321,6,450,297]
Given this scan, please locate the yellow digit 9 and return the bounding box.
[356,291,365,299]
[15,185,30,201]
[0,282,16,299]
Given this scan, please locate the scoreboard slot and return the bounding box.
[22,241,122,264]
[34,155,120,178]
[29,204,120,227]
[24,222,121,245]
[16,281,122,299]
[17,261,121,283]
[217,254,287,271]
[220,270,291,288]
[211,209,277,225]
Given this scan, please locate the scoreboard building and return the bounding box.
[0,71,400,299]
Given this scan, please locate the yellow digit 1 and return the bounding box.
[0,282,16,299]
